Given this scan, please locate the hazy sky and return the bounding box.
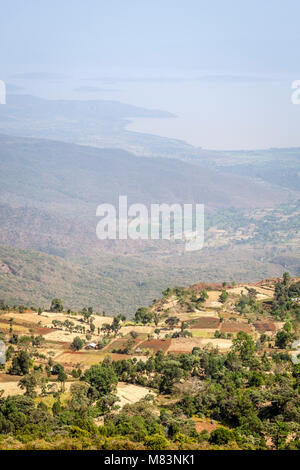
[1,0,300,149]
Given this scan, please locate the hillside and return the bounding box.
[1,133,295,214]
[1,200,300,313]
[192,147,300,194]
[1,133,299,312]
[1,236,299,314]
[0,94,200,158]
[0,275,299,450]
[1,275,299,369]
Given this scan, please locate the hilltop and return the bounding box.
[0,276,299,379]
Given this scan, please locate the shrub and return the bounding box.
[144,433,170,450]
[209,428,233,445]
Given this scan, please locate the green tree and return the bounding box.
[18,371,43,398]
[83,362,118,398]
[269,421,290,450]
[135,307,153,325]
[153,312,160,327]
[52,363,65,375]
[52,399,62,416]
[283,272,291,286]
[130,330,138,339]
[69,382,90,415]
[50,298,63,312]
[70,336,84,351]
[275,330,291,349]
[165,317,179,329]
[101,323,112,336]
[9,350,31,375]
[111,316,122,335]
[198,290,208,303]
[219,290,229,304]
[209,428,233,445]
[232,331,255,363]
[96,393,120,415]
[159,360,184,393]
[57,369,67,392]
[145,433,169,450]
[82,307,92,323]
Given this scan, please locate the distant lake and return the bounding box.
[3,65,298,150]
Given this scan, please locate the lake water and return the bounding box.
[3,65,299,150]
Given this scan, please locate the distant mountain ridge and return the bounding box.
[0,95,300,314]
[1,94,174,120]
[0,133,297,219]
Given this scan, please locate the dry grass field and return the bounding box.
[0,374,73,397]
[168,337,232,353]
[230,284,274,300]
[189,309,220,318]
[54,350,108,367]
[191,329,216,338]
[220,321,253,334]
[0,279,284,401]
[116,382,154,408]
[120,325,153,336]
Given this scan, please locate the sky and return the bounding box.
[1,0,300,149]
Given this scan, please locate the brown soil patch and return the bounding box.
[194,419,219,433]
[168,337,202,353]
[139,339,171,354]
[35,327,54,335]
[110,353,134,361]
[190,283,224,291]
[190,317,220,329]
[220,321,252,333]
[254,322,276,333]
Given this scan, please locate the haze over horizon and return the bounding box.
[1,0,300,149]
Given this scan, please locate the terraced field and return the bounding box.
[0,278,294,380]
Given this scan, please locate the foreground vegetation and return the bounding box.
[0,274,299,450]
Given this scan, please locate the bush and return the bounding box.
[144,433,170,450]
[50,298,63,312]
[70,336,84,351]
[209,428,233,445]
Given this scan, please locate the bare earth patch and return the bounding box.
[139,339,171,354]
[120,325,153,336]
[230,285,274,300]
[168,337,232,353]
[116,382,154,408]
[0,376,72,397]
[254,321,276,333]
[220,321,252,333]
[193,418,220,433]
[190,317,220,329]
[54,350,107,367]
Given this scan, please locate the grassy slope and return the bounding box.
[0,243,293,314]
